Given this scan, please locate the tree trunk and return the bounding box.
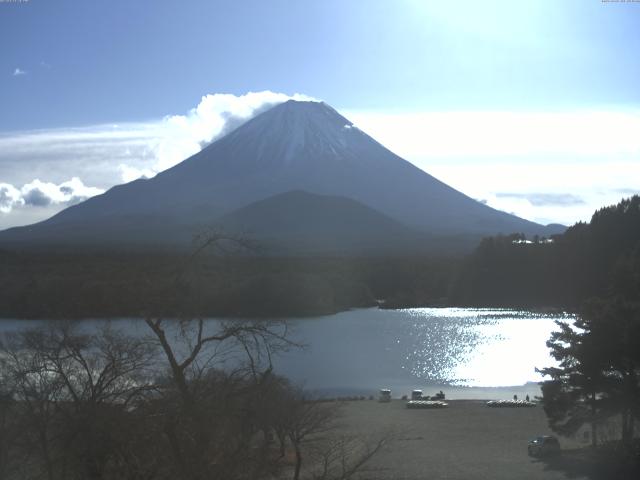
[279,436,286,459]
[621,408,635,449]
[164,418,193,480]
[591,392,597,448]
[293,443,302,480]
[38,424,55,480]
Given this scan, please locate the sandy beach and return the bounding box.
[333,399,589,480]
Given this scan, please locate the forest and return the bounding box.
[451,195,640,309]
[0,196,638,319]
[530,198,640,471]
[0,249,456,319]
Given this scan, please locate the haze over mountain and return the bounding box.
[0,100,563,253]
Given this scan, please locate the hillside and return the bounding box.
[451,195,640,308]
[0,100,562,253]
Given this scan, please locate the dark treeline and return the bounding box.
[2,195,638,319]
[452,196,640,470]
[539,298,640,458]
[531,201,640,472]
[0,249,457,319]
[451,196,640,309]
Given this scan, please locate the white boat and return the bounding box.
[486,400,536,408]
[406,400,448,409]
[379,388,392,402]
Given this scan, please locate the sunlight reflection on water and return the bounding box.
[394,308,572,387]
[274,308,573,390]
[0,308,573,390]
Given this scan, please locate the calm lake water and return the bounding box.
[0,308,572,399]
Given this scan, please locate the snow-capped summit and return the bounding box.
[0,100,563,252]
[196,100,365,168]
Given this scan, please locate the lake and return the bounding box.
[0,307,572,399]
[274,307,571,398]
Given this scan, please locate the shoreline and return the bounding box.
[0,303,574,321]
[308,382,542,401]
[334,399,587,479]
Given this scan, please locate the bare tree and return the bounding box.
[0,387,21,480]
[139,231,300,479]
[0,322,158,480]
[0,231,391,480]
[309,434,392,480]
[143,315,295,480]
[277,391,394,480]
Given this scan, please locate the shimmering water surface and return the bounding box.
[273,308,570,393]
[0,308,571,396]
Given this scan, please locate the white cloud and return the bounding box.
[148,91,316,174]
[0,177,104,214]
[2,92,638,229]
[13,68,26,76]
[118,164,155,183]
[0,91,316,186]
[344,109,640,225]
[425,159,640,225]
[344,110,640,159]
[0,184,22,214]
[0,91,315,228]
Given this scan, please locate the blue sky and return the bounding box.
[1,0,640,228]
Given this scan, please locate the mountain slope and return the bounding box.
[0,100,562,252]
[215,190,426,254]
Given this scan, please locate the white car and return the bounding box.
[528,436,560,457]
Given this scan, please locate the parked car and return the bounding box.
[528,436,560,457]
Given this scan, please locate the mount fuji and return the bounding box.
[0,100,563,253]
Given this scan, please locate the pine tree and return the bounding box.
[539,297,640,449]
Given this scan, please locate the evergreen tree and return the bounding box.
[538,314,606,446]
[539,297,640,449]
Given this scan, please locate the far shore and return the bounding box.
[309,383,543,401]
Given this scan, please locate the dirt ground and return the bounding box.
[333,399,590,480]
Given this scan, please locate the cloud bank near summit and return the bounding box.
[123,91,317,181]
[0,91,315,228]
[0,90,639,229]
